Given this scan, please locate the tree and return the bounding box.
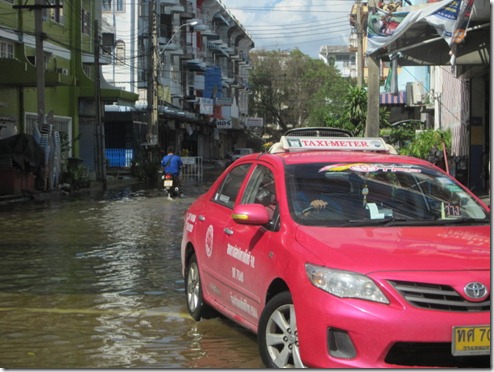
[340,86,390,136]
[343,85,367,135]
[249,49,349,141]
[399,129,452,161]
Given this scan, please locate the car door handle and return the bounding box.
[198,215,205,221]
[224,228,233,235]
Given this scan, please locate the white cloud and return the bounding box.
[220,0,353,58]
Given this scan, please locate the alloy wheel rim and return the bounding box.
[265,303,304,368]
[187,263,200,311]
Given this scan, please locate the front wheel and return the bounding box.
[185,254,212,320]
[258,291,306,368]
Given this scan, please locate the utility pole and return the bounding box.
[13,0,61,127]
[14,0,61,190]
[365,0,381,137]
[34,0,45,127]
[146,0,158,153]
[356,0,363,88]
[94,19,107,191]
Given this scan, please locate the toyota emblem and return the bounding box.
[464,282,488,299]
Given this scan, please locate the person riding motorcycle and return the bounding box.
[161,146,184,198]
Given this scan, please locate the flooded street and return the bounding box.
[0,181,262,368]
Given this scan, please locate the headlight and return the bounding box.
[305,264,389,304]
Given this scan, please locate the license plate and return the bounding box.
[164,180,173,187]
[452,325,490,356]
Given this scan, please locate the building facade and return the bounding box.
[0,0,254,194]
[101,0,254,167]
[0,0,138,190]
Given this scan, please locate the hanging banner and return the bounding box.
[367,0,462,55]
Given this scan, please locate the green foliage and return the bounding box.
[249,49,350,141]
[399,129,452,160]
[248,50,393,139]
[130,146,163,184]
[61,159,90,189]
[385,122,417,150]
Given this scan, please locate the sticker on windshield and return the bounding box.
[441,202,461,219]
[319,163,422,173]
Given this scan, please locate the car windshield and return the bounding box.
[285,162,489,227]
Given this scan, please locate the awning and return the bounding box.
[379,91,406,105]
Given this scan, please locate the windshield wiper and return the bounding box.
[346,217,417,227]
[431,217,490,225]
[347,216,490,227]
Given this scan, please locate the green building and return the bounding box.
[0,0,137,192]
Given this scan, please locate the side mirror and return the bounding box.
[232,204,270,225]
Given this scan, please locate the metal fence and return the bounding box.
[106,148,134,167]
[181,156,203,183]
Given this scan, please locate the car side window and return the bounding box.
[242,165,276,207]
[213,163,251,208]
[241,165,280,231]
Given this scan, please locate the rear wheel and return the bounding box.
[258,291,306,368]
[185,254,211,320]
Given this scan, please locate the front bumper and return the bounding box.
[294,280,490,368]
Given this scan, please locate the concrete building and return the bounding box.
[0,0,254,195]
[319,45,357,79]
[0,0,137,192]
[100,0,254,167]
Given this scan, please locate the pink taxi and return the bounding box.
[181,132,490,368]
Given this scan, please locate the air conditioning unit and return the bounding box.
[406,82,424,106]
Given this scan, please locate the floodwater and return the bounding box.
[0,181,263,368]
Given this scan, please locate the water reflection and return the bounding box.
[0,184,261,368]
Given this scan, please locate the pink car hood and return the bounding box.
[295,225,490,273]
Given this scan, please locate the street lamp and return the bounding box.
[158,19,200,102]
[160,19,200,56]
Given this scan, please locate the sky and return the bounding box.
[219,0,355,58]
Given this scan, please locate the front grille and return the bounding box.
[388,280,491,312]
[385,342,490,367]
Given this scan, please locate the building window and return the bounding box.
[48,0,64,24]
[81,9,91,35]
[0,40,14,58]
[115,41,125,65]
[102,0,125,12]
[102,0,111,12]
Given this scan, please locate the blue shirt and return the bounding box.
[161,154,183,176]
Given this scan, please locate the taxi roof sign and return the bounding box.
[276,136,390,153]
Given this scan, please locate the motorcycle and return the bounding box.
[162,173,181,200]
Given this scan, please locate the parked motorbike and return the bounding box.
[162,173,180,200]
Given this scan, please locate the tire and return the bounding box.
[258,291,306,368]
[185,254,211,320]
